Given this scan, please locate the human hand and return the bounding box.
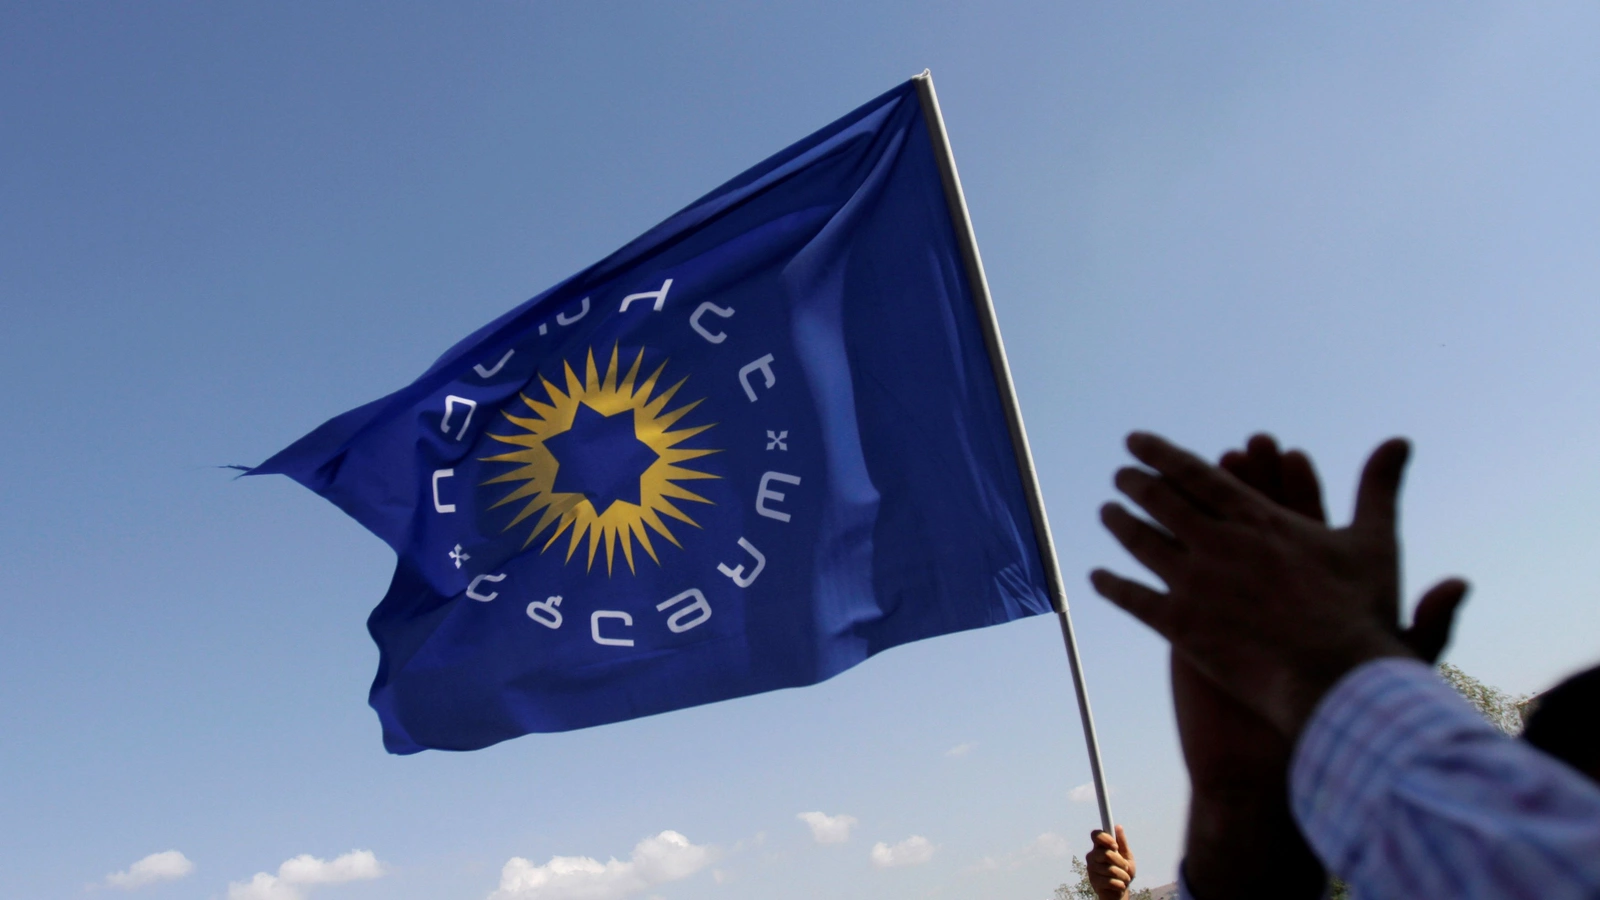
[1173,435,1465,898]
[1172,437,1325,896]
[1177,435,1321,791]
[1085,826,1136,900]
[1219,434,1467,665]
[1091,432,1465,738]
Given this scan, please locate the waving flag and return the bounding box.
[253,75,1056,754]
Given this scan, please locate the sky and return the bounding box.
[4,2,1600,898]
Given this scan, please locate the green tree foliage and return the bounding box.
[1054,858,1094,900]
[1438,663,1532,735]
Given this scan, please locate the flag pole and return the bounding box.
[912,70,1115,834]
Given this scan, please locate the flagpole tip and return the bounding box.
[914,68,931,81]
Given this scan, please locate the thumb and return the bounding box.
[1352,438,1410,533]
[1403,578,1469,664]
[1115,824,1132,858]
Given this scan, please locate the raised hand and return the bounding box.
[1091,432,1466,739]
[1176,436,1329,898]
[1160,434,1470,898]
[1085,826,1137,900]
[1219,434,1467,666]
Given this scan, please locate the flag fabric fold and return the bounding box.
[254,79,1052,753]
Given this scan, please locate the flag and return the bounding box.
[252,77,1054,754]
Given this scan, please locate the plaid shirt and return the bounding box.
[1182,658,1600,900]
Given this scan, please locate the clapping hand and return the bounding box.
[1144,434,1466,899]
[1216,434,1466,665]
[1092,432,1466,738]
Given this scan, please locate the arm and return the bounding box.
[1179,435,1459,899]
[1093,433,1600,898]
[1175,654,1328,900]
[1177,438,1329,900]
[1291,659,1600,900]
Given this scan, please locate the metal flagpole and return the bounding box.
[912,70,1116,834]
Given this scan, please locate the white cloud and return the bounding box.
[489,830,714,900]
[870,836,934,869]
[796,811,858,844]
[226,851,383,900]
[106,851,195,889]
[1068,783,1097,803]
[944,743,975,758]
[965,832,1073,873]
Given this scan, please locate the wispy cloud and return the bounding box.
[965,832,1073,873]
[796,811,858,844]
[105,851,195,889]
[489,830,714,900]
[944,743,975,759]
[870,836,934,869]
[226,851,383,900]
[1068,783,1098,803]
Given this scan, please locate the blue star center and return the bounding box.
[544,402,659,513]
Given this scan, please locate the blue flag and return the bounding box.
[253,78,1054,753]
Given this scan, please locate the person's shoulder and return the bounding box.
[1521,662,1600,783]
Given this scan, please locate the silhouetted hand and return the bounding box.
[1086,826,1136,900]
[1091,432,1466,738]
[1166,434,1468,898]
[1219,434,1467,665]
[1172,436,1328,897]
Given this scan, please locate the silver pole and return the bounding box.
[912,70,1115,834]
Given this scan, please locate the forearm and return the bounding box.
[1183,786,1327,900]
[1292,659,1600,900]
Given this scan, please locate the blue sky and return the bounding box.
[4,3,1599,898]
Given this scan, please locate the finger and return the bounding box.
[1091,829,1117,850]
[1091,870,1131,889]
[1127,432,1257,520]
[1219,449,1272,503]
[1403,578,1469,664]
[1242,433,1286,502]
[1114,823,1132,859]
[1100,502,1184,578]
[1352,438,1410,533]
[1219,448,1247,475]
[1281,449,1328,523]
[1115,467,1212,543]
[1090,567,1173,639]
[1087,860,1130,881]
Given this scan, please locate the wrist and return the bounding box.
[1184,795,1326,900]
[1277,633,1416,738]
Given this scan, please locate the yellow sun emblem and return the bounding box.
[481,345,720,575]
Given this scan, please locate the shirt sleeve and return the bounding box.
[1290,657,1600,900]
